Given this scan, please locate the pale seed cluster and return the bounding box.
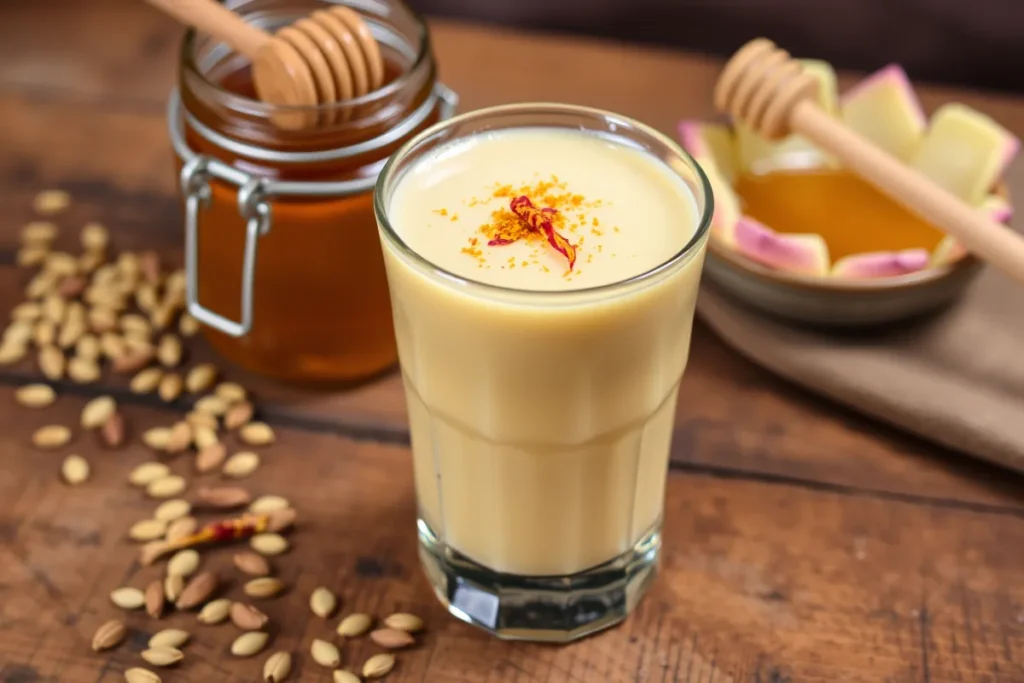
[10,191,427,682]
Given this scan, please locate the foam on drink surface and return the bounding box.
[387,127,698,290]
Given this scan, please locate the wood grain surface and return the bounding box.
[1,2,1023,682]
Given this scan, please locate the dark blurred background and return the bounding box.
[407,0,1024,92]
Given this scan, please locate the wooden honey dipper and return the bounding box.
[715,38,1024,285]
[146,0,384,129]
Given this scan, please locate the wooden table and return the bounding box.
[2,2,1024,681]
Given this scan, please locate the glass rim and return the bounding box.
[373,102,715,299]
[180,0,432,117]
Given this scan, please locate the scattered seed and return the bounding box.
[231,631,269,658]
[383,612,424,633]
[81,221,109,251]
[179,314,200,336]
[193,425,219,450]
[33,189,70,214]
[15,383,56,408]
[22,220,58,243]
[176,570,218,610]
[370,628,415,650]
[34,320,56,346]
[310,587,337,619]
[215,382,247,404]
[196,485,251,508]
[91,619,126,652]
[166,516,198,541]
[58,312,88,350]
[362,654,396,679]
[147,475,187,499]
[17,246,48,267]
[5,321,34,347]
[143,427,172,451]
[243,577,285,599]
[0,341,27,365]
[79,249,106,273]
[113,347,154,373]
[38,345,65,380]
[155,499,192,522]
[101,411,126,447]
[99,331,125,358]
[47,251,79,277]
[186,363,217,393]
[224,401,254,430]
[141,646,183,667]
[240,422,275,446]
[334,672,361,683]
[263,651,292,683]
[81,395,116,429]
[223,451,260,479]
[194,395,228,417]
[26,272,58,299]
[265,508,297,533]
[186,409,218,430]
[33,424,71,449]
[197,598,232,624]
[233,551,271,577]
[150,303,176,331]
[61,454,90,485]
[167,550,200,578]
[310,638,341,668]
[131,367,164,394]
[164,574,184,603]
[76,333,100,360]
[129,518,168,542]
[166,421,192,454]
[195,443,227,473]
[148,628,190,650]
[337,613,373,638]
[42,295,65,325]
[249,495,290,515]
[121,313,151,336]
[157,335,183,368]
[68,356,100,384]
[230,602,270,630]
[158,373,183,402]
[251,533,288,556]
[136,283,159,312]
[124,667,161,683]
[11,302,42,322]
[145,579,167,618]
[129,462,170,486]
[111,586,146,610]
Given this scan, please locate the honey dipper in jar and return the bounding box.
[146,0,384,129]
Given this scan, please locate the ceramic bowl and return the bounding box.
[702,240,984,328]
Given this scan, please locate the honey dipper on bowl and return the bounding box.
[715,38,1024,286]
[145,0,384,129]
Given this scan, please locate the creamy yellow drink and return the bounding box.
[374,104,711,641]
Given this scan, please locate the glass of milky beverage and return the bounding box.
[374,103,712,642]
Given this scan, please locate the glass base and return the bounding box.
[417,518,661,642]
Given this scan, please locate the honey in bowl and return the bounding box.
[678,61,1018,280]
[734,167,946,260]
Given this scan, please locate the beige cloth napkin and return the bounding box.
[696,266,1024,472]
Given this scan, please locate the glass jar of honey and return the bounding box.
[168,0,456,382]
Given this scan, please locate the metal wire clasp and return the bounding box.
[181,157,271,338]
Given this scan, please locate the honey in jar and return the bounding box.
[170,0,455,383]
[734,167,946,261]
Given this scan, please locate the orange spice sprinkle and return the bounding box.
[435,208,448,216]
[459,176,610,271]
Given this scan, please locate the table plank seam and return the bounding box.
[671,461,1024,519]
